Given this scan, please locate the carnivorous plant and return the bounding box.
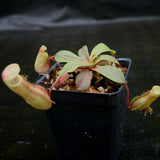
[1,43,160,115]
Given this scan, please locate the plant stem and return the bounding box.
[47,55,55,66]
[118,62,131,109]
[118,63,123,69]
[124,83,131,109]
[49,77,60,97]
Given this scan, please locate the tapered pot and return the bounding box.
[36,58,132,160]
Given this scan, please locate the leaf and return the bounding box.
[76,70,92,90]
[59,60,91,77]
[90,43,116,61]
[93,55,119,65]
[78,45,90,61]
[55,50,82,62]
[93,65,125,84]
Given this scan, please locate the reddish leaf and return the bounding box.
[76,70,92,90]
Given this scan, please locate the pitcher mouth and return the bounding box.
[1,63,22,87]
[151,85,160,97]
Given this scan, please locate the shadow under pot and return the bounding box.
[36,58,132,160]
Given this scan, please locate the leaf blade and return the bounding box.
[90,43,116,61]
[78,45,90,61]
[55,50,82,62]
[76,70,92,90]
[93,55,119,65]
[93,65,125,84]
[59,60,91,77]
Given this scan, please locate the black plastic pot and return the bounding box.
[36,58,131,160]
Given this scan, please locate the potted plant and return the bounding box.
[1,43,160,160]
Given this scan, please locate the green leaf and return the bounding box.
[55,50,82,62]
[93,55,119,65]
[59,60,91,77]
[78,45,90,61]
[93,65,125,84]
[76,70,92,90]
[90,43,116,61]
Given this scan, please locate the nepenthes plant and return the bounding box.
[1,43,160,115]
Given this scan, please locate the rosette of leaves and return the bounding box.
[54,43,126,90]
